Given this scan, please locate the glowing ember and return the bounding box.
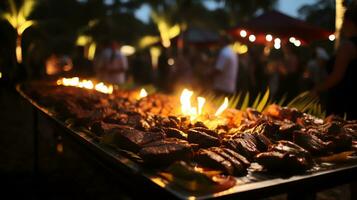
[215,97,229,116]
[57,77,113,94]
[139,88,148,99]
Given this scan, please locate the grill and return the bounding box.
[16,82,357,200]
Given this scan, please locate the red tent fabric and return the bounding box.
[229,10,333,45]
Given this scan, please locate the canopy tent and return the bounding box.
[229,10,334,45]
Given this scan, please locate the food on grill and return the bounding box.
[293,130,332,155]
[187,127,220,148]
[110,126,166,152]
[255,140,313,172]
[139,138,194,166]
[161,161,236,193]
[195,147,249,175]
[21,82,357,190]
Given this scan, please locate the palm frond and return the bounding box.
[256,88,270,112]
[240,92,250,111]
[251,92,261,109]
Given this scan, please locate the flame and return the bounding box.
[215,97,229,116]
[197,97,206,115]
[57,77,113,94]
[180,89,196,119]
[139,88,148,99]
[179,89,207,121]
[94,82,113,94]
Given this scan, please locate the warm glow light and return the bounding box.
[329,34,336,41]
[274,42,281,49]
[168,58,174,66]
[266,34,273,42]
[95,82,113,94]
[274,38,281,44]
[150,47,161,69]
[180,89,197,120]
[215,97,229,116]
[78,80,94,89]
[248,35,256,42]
[289,37,296,43]
[139,88,148,99]
[240,30,247,38]
[57,77,113,94]
[294,40,301,47]
[16,44,22,63]
[88,43,96,60]
[120,45,136,56]
[197,97,206,115]
[231,42,248,54]
[0,72,2,79]
[76,35,92,46]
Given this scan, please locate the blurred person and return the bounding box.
[305,47,329,88]
[211,36,239,95]
[94,40,128,84]
[279,43,301,100]
[313,8,357,118]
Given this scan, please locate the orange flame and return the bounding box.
[139,88,148,99]
[215,97,229,116]
[57,77,113,94]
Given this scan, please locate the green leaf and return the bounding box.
[257,88,270,112]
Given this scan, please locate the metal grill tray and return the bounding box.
[17,84,357,200]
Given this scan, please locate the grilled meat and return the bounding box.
[111,126,166,152]
[293,130,332,155]
[188,127,220,148]
[255,140,313,172]
[223,134,260,161]
[139,138,194,166]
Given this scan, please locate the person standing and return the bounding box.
[212,37,239,95]
[94,40,128,84]
[313,7,357,119]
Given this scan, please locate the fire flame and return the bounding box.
[139,88,148,99]
[57,77,113,94]
[215,97,229,116]
[180,88,228,121]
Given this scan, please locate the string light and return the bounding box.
[240,30,247,38]
[248,35,256,42]
[329,34,336,41]
[266,34,273,42]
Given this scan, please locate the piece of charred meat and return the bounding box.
[139,138,194,167]
[163,127,188,140]
[255,140,313,172]
[222,133,260,161]
[110,126,166,152]
[293,130,332,155]
[195,147,249,175]
[187,127,220,148]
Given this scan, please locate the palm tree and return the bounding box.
[1,0,36,63]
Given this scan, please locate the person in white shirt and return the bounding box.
[94,41,128,84]
[213,37,239,95]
